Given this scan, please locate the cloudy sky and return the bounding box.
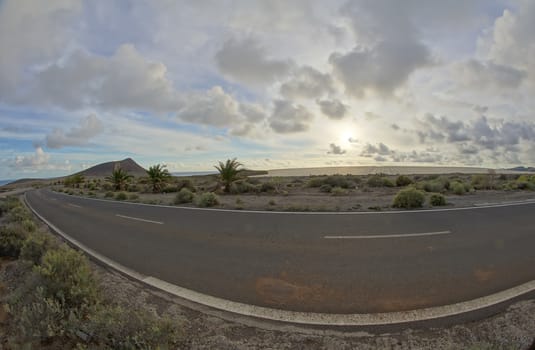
[1,0,535,179]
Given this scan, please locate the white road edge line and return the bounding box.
[116,214,163,225]
[24,192,535,327]
[48,188,535,215]
[324,230,451,239]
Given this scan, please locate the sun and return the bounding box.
[339,130,354,147]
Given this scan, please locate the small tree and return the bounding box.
[215,158,243,193]
[105,168,133,191]
[147,164,171,193]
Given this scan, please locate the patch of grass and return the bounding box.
[22,218,36,232]
[393,187,426,209]
[128,193,139,200]
[368,206,382,211]
[429,193,447,206]
[195,192,219,208]
[174,188,194,204]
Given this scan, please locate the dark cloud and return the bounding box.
[316,99,348,120]
[215,37,292,85]
[269,100,314,133]
[280,66,334,99]
[327,143,346,155]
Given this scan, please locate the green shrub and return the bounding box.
[0,224,26,257]
[36,247,98,308]
[21,232,50,265]
[230,180,259,194]
[115,192,127,201]
[195,192,219,208]
[396,175,413,187]
[162,185,179,193]
[6,205,32,223]
[430,193,447,206]
[260,181,276,192]
[319,184,332,193]
[367,175,394,187]
[451,181,468,195]
[22,218,37,232]
[471,174,491,190]
[176,179,195,191]
[174,188,194,204]
[307,177,325,188]
[331,186,346,196]
[393,188,426,209]
[104,191,114,198]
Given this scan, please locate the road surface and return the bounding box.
[25,189,535,314]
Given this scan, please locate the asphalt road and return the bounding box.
[26,189,535,314]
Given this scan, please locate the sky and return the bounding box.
[1,0,535,179]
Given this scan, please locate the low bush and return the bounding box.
[162,185,179,193]
[128,194,139,200]
[176,179,195,191]
[195,192,219,208]
[430,193,447,206]
[331,186,346,196]
[230,180,259,194]
[104,191,114,198]
[367,175,395,188]
[21,232,50,265]
[319,184,332,193]
[36,247,98,308]
[471,174,492,190]
[115,192,127,201]
[174,188,194,204]
[308,175,355,189]
[260,181,277,193]
[451,181,468,195]
[392,187,426,209]
[396,175,413,187]
[0,224,26,258]
[6,205,32,223]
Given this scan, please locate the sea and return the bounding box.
[258,166,528,177]
[0,179,14,186]
[172,171,218,177]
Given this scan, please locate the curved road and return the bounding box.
[26,189,535,315]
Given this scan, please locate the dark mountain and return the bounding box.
[77,158,147,177]
[508,166,535,172]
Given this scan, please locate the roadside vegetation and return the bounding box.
[44,161,535,212]
[0,197,183,349]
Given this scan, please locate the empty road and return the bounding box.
[26,189,535,314]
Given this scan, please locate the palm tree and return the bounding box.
[105,168,133,191]
[147,164,171,193]
[215,158,243,193]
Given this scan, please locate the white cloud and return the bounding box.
[31,44,182,112]
[45,114,104,149]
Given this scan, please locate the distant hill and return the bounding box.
[77,158,147,177]
[508,166,535,172]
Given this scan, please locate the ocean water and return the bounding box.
[0,179,14,186]
[172,171,218,177]
[261,166,521,177]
